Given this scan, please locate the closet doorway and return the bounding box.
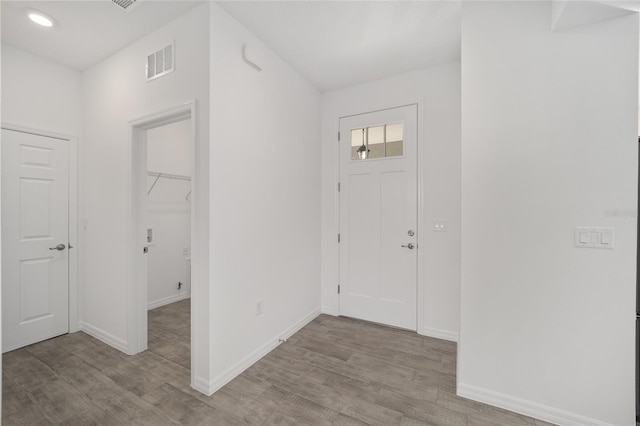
[144,118,192,369]
[128,102,196,372]
[146,119,192,308]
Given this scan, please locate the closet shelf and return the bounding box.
[148,171,191,181]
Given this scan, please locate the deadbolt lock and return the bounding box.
[408,230,415,236]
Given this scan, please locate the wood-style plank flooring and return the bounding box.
[3,300,555,425]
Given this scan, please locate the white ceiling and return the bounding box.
[218,1,461,92]
[1,0,461,91]
[1,0,203,71]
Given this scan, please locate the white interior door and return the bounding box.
[339,105,418,330]
[2,128,69,352]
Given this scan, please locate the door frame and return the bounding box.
[128,100,196,358]
[1,123,80,334]
[335,100,426,333]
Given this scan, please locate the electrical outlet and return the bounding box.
[433,219,447,232]
[256,299,262,316]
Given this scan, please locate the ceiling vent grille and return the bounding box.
[146,43,175,82]
[112,0,138,11]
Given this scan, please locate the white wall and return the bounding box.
[146,176,191,308]
[320,62,462,341]
[148,119,192,176]
[147,119,191,309]
[208,4,321,392]
[1,44,81,135]
[459,2,638,425]
[81,3,210,386]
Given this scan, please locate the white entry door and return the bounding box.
[339,105,418,330]
[2,128,69,352]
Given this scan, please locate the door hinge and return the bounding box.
[338,233,341,243]
[338,285,341,294]
[143,247,149,254]
[337,182,340,192]
[338,131,340,142]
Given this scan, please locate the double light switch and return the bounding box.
[574,227,614,249]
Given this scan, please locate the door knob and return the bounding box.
[401,243,415,249]
[49,243,66,251]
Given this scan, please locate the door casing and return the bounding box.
[0,123,80,338]
[334,100,426,334]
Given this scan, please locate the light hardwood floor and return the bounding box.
[3,300,554,425]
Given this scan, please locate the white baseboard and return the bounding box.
[79,321,128,353]
[147,293,189,310]
[201,307,321,396]
[321,305,338,316]
[457,383,617,426]
[192,375,213,395]
[418,326,459,342]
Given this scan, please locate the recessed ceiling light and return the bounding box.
[26,9,56,27]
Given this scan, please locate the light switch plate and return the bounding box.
[147,226,156,246]
[574,227,614,249]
